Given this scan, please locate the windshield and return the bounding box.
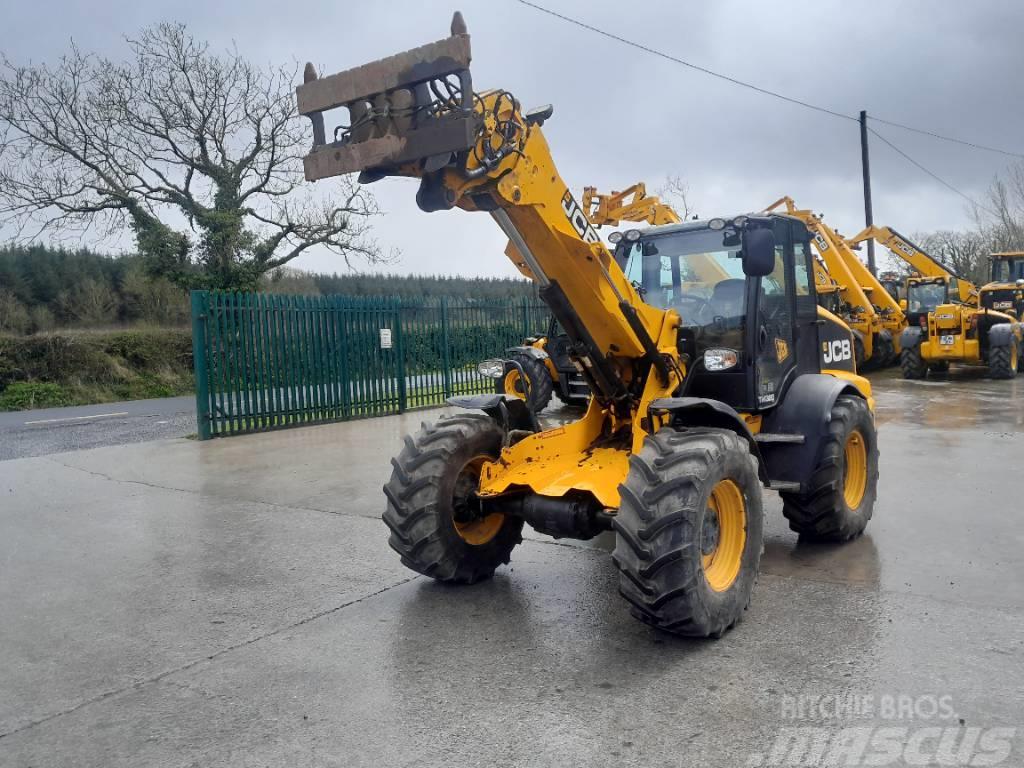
[907,280,948,313]
[621,229,751,326]
[991,258,1024,283]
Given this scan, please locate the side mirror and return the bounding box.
[899,298,908,311]
[741,226,775,277]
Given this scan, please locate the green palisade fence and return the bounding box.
[191,291,549,439]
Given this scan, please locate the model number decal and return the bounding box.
[561,190,601,244]
[822,339,852,364]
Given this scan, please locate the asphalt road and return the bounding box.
[0,396,196,461]
[0,369,1022,766]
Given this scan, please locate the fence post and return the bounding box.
[440,297,452,398]
[190,290,212,440]
[521,296,530,339]
[393,297,408,413]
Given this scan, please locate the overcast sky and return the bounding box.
[6,0,1024,277]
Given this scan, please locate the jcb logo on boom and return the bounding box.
[894,240,916,258]
[822,339,852,364]
[561,190,601,244]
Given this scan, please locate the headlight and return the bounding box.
[732,215,749,227]
[703,348,738,371]
[608,231,623,244]
[708,218,726,231]
[624,229,641,242]
[477,359,506,379]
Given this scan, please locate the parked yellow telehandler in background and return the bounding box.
[847,226,1023,379]
[766,198,904,370]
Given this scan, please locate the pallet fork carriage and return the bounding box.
[295,12,880,637]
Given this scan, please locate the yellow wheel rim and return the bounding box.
[843,430,868,509]
[452,456,504,545]
[502,369,529,400]
[701,479,747,593]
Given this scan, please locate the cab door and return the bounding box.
[752,219,801,409]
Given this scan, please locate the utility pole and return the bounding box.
[859,110,876,275]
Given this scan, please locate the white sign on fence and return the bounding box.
[379,328,393,349]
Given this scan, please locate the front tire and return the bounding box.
[780,395,879,541]
[901,345,928,379]
[989,342,1018,380]
[495,352,553,412]
[612,428,764,638]
[383,414,523,584]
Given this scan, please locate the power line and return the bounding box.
[512,0,856,124]
[867,126,997,217]
[513,0,1024,160]
[868,116,1024,159]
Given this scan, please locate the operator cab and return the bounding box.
[614,213,841,412]
[990,253,1024,283]
[984,253,1024,319]
[905,276,953,328]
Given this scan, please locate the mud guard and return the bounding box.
[505,345,550,360]
[900,326,923,350]
[647,397,768,484]
[759,373,868,488]
[446,394,539,433]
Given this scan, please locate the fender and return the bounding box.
[446,394,539,433]
[987,322,1017,348]
[648,397,768,484]
[506,345,549,361]
[759,373,868,489]
[900,325,924,350]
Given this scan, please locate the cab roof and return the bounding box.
[633,211,803,238]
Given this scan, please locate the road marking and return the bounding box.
[24,412,130,426]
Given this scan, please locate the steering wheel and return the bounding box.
[672,292,713,323]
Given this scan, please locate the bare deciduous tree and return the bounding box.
[658,174,696,219]
[0,24,384,291]
[912,230,989,285]
[977,165,1024,252]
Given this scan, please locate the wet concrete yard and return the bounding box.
[1,370,1022,766]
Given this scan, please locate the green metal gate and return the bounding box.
[191,291,548,439]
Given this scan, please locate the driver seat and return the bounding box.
[710,278,746,319]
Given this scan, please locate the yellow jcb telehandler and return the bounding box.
[295,13,880,637]
[847,226,1023,379]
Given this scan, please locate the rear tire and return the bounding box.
[383,414,523,584]
[874,330,896,367]
[780,395,879,541]
[495,353,553,412]
[853,335,866,371]
[900,345,928,379]
[989,342,1018,380]
[612,428,763,638]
